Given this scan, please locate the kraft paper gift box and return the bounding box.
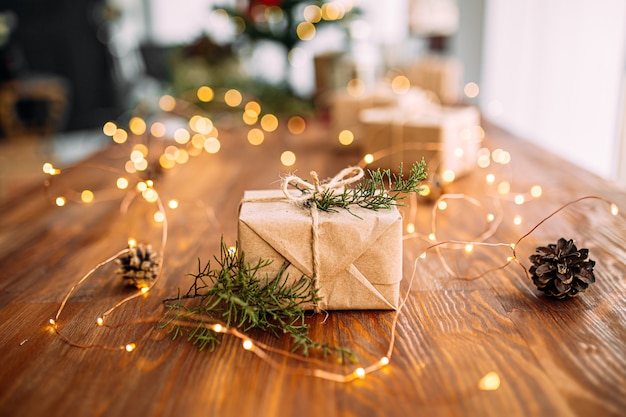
[238,190,402,310]
[406,55,463,105]
[329,86,435,140]
[359,105,481,179]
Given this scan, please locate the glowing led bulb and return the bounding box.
[363,154,374,164]
[406,223,415,234]
[478,372,500,391]
[437,201,448,211]
[380,357,390,366]
[154,211,165,223]
[116,177,129,190]
[419,252,427,259]
[530,185,542,198]
[212,324,224,333]
[242,340,254,350]
[611,203,619,216]
[354,367,366,379]
[55,197,66,207]
[49,319,56,326]
[96,317,104,326]
[168,199,179,209]
[486,213,495,222]
[42,162,54,174]
[465,244,474,253]
[128,238,137,248]
[441,170,455,183]
[514,194,525,205]
[428,233,436,241]
[141,287,150,294]
[513,215,522,225]
[125,343,136,352]
[486,173,495,183]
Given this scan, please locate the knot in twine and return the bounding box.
[281,166,364,203]
[279,166,363,312]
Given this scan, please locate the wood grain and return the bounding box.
[0,121,624,417]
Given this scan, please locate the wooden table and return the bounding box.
[0,120,624,417]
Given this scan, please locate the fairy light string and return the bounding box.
[44,159,621,382]
[40,77,622,383]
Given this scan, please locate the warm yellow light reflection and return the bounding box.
[354,367,366,379]
[321,2,344,20]
[42,162,54,174]
[497,181,510,194]
[441,170,456,183]
[247,128,265,145]
[486,213,495,222]
[611,203,619,216]
[150,122,166,138]
[224,89,243,107]
[296,22,316,40]
[428,233,436,241]
[242,111,258,125]
[191,134,206,149]
[137,182,148,192]
[338,130,354,146]
[113,129,128,144]
[465,243,474,253]
[204,137,221,154]
[197,86,215,102]
[260,114,279,132]
[391,75,411,94]
[143,188,158,203]
[159,95,176,111]
[81,190,94,204]
[486,173,495,183]
[174,128,190,144]
[103,121,117,136]
[418,185,431,196]
[175,149,189,164]
[303,5,322,22]
[406,223,415,234]
[116,177,129,190]
[124,161,136,173]
[363,154,374,164]
[280,151,296,167]
[513,215,522,225]
[125,343,136,352]
[168,199,179,209]
[129,117,147,135]
[55,196,66,207]
[134,159,148,171]
[437,201,448,211]
[245,101,261,116]
[478,372,501,391]
[243,339,254,350]
[153,211,165,223]
[159,154,176,169]
[287,116,306,134]
[514,194,525,205]
[212,323,224,333]
[530,185,542,198]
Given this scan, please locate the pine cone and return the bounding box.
[529,237,595,298]
[116,243,159,289]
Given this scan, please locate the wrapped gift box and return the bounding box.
[406,55,463,105]
[238,190,402,310]
[329,85,435,138]
[359,105,481,179]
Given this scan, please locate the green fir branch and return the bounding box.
[161,241,355,362]
[299,159,428,213]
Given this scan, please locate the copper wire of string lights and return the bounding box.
[43,161,620,382]
[45,166,168,353]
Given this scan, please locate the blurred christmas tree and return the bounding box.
[169,0,358,114]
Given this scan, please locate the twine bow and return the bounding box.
[281,166,364,203]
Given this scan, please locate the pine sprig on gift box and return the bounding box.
[161,240,355,361]
[304,159,428,213]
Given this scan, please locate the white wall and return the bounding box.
[480,0,626,180]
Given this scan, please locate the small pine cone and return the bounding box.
[116,243,160,289]
[529,237,596,299]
